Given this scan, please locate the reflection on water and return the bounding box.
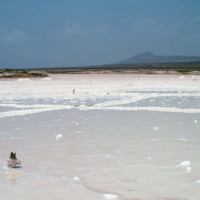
[4,166,21,185]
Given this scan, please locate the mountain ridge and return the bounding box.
[119,52,200,64]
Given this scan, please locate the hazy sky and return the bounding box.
[0,0,200,68]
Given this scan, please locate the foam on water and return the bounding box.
[179,161,191,167]
[0,105,73,118]
[103,194,118,199]
[17,78,31,82]
[0,104,200,119]
[0,90,200,119]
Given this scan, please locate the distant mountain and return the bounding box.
[119,52,200,64]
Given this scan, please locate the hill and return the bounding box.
[119,52,200,64]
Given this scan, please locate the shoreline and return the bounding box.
[45,69,200,75]
[0,68,200,79]
[0,69,48,79]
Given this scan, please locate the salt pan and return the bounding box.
[56,134,62,140]
[73,176,81,181]
[153,127,159,131]
[103,194,118,199]
[185,167,192,173]
[179,161,190,167]
[195,180,200,184]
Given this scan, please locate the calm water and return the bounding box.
[0,75,200,200]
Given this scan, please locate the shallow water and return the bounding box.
[0,74,200,200]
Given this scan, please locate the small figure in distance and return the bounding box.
[7,152,21,168]
[72,89,76,94]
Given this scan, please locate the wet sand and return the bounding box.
[0,74,200,200]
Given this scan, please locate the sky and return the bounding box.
[0,0,200,68]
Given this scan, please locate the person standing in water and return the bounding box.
[7,152,21,168]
